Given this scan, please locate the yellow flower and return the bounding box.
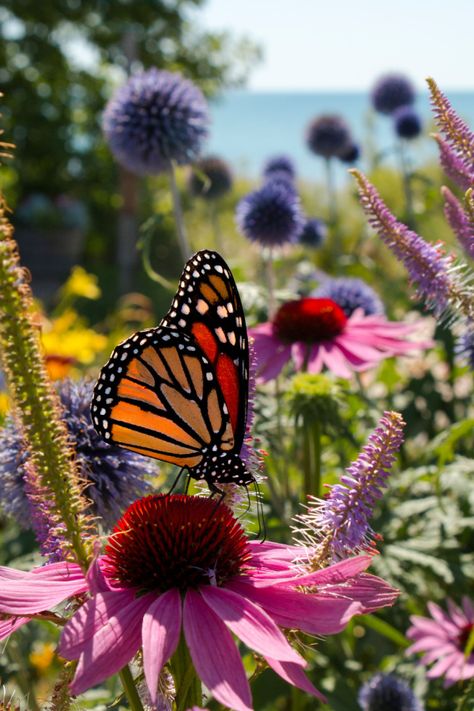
[29,642,55,673]
[60,266,101,300]
[41,309,108,367]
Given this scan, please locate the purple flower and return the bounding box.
[442,186,474,259]
[262,155,296,182]
[103,68,209,176]
[188,155,233,200]
[295,411,405,560]
[338,142,361,164]
[312,276,385,317]
[0,379,155,531]
[393,106,422,140]
[434,134,474,191]
[428,77,474,177]
[455,327,474,369]
[371,74,415,115]
[306,115,352,159]
[235,180,304,247]
[351,171,458,318]
[358,673,423,711]
[299,218,327,248]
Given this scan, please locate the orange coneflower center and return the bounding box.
[273,298,348,344]
[103,494,251,593]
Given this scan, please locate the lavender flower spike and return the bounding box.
[442,187,474,259]
[433,134,474,191]
[294,411,404,561]
[351,170,474,321]
[427,77,474,171]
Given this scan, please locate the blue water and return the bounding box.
[206,91,474,181]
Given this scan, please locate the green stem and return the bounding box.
[168,160,191,262]
[397,138,415,226]
[264,248,276,318]
[7,638,41,711]
[210,202,223,253]
[302,419,312,500]
[118,665,144,711]
[312,419,322,499]
[171,633,202,711]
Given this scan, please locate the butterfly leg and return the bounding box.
[167,467,185,495]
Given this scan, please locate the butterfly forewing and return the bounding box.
[160,250,249,451]
[91,327,235,471]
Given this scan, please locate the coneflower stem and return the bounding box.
[312,419,322,499]
[168,160,191,262]
[119,665,144,711]
[171,633,202,710]
[265,248,277,318]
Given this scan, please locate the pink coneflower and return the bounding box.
[249,297,430,382]
[406,598,474,686]
[49,494,396,711]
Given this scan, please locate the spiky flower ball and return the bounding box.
[358,673,423,711]
[262,154,296,182]
[371,74,415,115]
[236,180,304,247]
[313,277,385,316]
[188,155,233,200]
[103,68,209,176]
[339,142,361,164]
[299,218,328,248]
[393,106,422,140]
[306,115,352,159]
[0,379,155,528]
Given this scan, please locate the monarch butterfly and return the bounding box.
[91,250,254,494]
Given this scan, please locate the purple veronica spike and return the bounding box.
[294,412,404,560]
[103,68,209,176]
[442,187,474,259]
[358,673,423,711]
[427,77,474,173]
[434,134,474,191]
[23,461,67,562]
[351,171,474,320]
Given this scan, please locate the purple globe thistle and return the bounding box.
[188,155,233,200]
[0,379,155,529]
[235,179,305,247]
[371,74,415,115]
[393,106,422,140]
[299,218,328,249]
[312,276,385,316]
[306,115,352,159]
[103,68,210,176]
[358,673,423,711]
[262,154,296,182]
[338,142,361,164]
[455,326,474,369]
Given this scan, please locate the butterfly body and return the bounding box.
[91,251,254,491]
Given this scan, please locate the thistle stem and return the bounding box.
[119,665,144,711]
[397,138,415,225]
[168,160,191,262]
[210,201,223,253]
[171,633,202,710]
[265,248,276,318]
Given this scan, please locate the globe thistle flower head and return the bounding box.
[235,179,305,247]
[299,217,328,249]
[103,68,210,176]
[188,155,233,200]
[306,114,352,159]
[313,276,385,317]
[358,673,423,711]
[262,154,296,182]
[0,379,154,529]
[339,142,361,164]
[371,74,415,115]
[393,106,422,140]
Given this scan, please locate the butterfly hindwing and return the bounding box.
[160,250,249,452]
[91,326,235,471]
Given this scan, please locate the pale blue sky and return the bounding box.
[199,0,474,91]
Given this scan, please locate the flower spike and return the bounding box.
[442,186,474,260]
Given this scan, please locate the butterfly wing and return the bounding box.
[161,250,249,453]
[91,327,235,469]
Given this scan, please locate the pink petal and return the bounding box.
[426,652,461,679]
[69,593,155,696]
[272,555,373,588]
[463,597,474,622]
[228,581,361,635]
[248,322,274,337]
[256,343,292,383]
[291,342,310,372]
[334,335,382,362]
[59,589,138,658]
[142,589,182,705]
[0,616,29,641]
[447,599,467,627]
[427,602,459,635]
[406,636,451,655]
[265,657,327,703]
[420,643,458,664]
[183,589,252,711]
[0,576,88,615]
[320,573,399,612]
[318,342,354,378]
[200,586,303,665]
